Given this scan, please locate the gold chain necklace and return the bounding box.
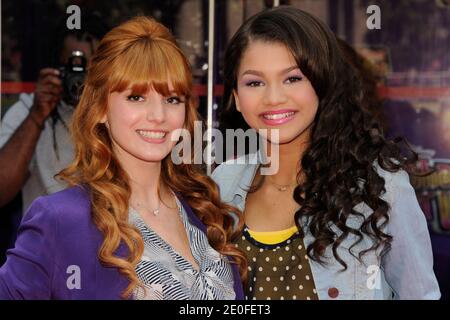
[267,177,297,192]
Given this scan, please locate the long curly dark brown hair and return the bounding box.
[220,6,417,269]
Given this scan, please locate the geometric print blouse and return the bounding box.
[128,196,236,300]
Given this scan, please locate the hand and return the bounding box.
[30,68,63,123]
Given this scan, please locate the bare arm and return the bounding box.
[0,68,62,206]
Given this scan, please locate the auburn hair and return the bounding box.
[58,16,247,298]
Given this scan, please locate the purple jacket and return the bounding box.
[0,186,244,300]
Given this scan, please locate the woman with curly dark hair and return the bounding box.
[213,6,440,300]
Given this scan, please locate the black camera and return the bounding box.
[59,50,87,106]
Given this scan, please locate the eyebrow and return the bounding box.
[240,65,300,77]
[125,88,181,95]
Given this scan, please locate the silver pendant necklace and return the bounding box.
[131,191,180,216]
[131,199,161,216]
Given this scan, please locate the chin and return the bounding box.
[262,129,309,145]
[265,137,294,145]
[134,152,170,163]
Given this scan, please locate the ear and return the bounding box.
[100,113,109,128]
[233,90,241,113]
[100,116,107,123]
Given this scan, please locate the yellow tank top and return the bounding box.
[247,225,298,245]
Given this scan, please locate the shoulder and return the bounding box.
[0,93,34,147]
[29,185,90,211]
[374,162,413,204]
[373,162,427,230]
[24,185,92,234]
[211,154,257,201]
[212,154,251,181]
[1,93,34,122]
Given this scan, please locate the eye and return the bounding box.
[165,96,185,105]
[127,95,144,102]
[285,76,303,84]
[245,81,264,87]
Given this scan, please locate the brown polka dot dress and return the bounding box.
[234,226,319,300]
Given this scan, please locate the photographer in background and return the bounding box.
[0,15,109,212]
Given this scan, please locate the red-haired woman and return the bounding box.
[0,16,246,300]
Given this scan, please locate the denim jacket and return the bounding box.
[211,152,441,300]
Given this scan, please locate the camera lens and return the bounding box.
[62,50,87,106]
[65,72,85,105]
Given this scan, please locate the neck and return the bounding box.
[113,146,164,206]
[265,128,311,185]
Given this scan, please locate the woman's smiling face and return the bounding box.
[234,40,319,145]
[104,83,186,163]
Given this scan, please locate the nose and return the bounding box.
[146,97,165,124]
[263,83,288,106]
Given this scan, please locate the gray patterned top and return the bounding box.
[129,196,235,300]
